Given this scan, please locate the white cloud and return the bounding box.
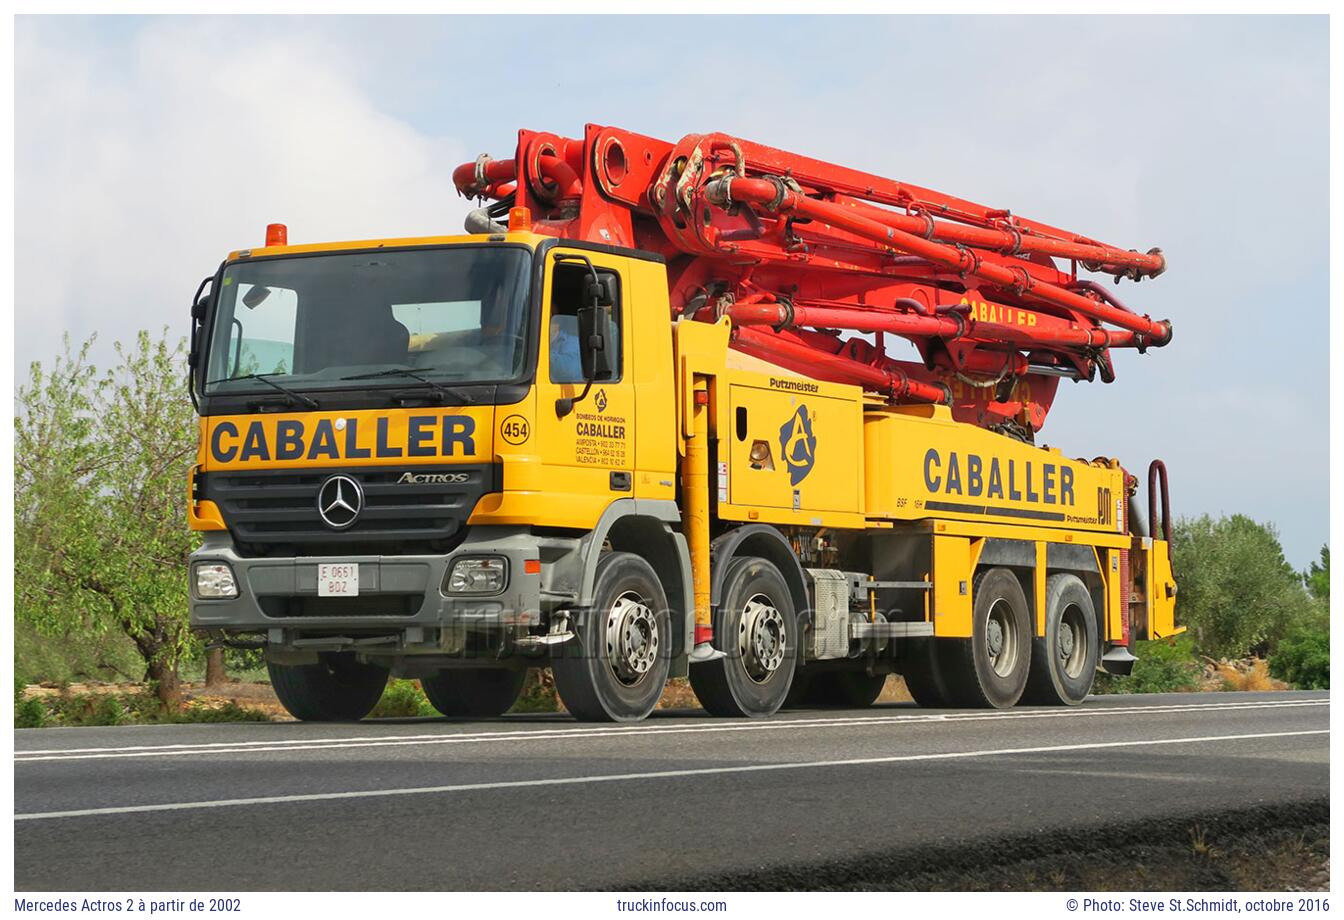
[15,18,472,376]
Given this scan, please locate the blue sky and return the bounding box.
[14,15,1329,567]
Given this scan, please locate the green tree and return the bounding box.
[1170,514,1313,660]
[1304,545,1329,604]
[15,331,199,707]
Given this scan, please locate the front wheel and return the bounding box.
[421,668,527,718]
[267,651,389,721]
[551,552,671,722]
[690,556,798,718]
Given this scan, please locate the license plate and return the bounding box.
[318,563,360,597]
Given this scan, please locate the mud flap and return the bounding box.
[1100,644,1138,676]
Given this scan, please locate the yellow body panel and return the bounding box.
[723,382,864,517]
[1148,538,1182,638]
[864,405,1127,534]
[1100,548,1123,642]
[1034,542,1048,635]
[521,246,676,529]
[932,535,973,636]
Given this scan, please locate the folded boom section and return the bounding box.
[454,125,1170,436]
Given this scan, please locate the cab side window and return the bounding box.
[549,263,621,384]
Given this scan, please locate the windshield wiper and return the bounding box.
[340,367,472,404]
[205,373,319,409]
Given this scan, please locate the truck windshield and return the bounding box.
[204,246,531,394]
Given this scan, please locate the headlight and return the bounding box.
[445,557,507,594]
[194,562,239,599]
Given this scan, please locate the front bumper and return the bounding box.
[189,527,544,635]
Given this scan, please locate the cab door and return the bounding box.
[533,249,636,527]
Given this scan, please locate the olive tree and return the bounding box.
[1304,545,1329,605]
[15,331,200,706]
[1171,514,1314,660]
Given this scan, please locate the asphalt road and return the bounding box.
[14,690,1329,891]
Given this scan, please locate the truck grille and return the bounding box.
[199,464,500,557]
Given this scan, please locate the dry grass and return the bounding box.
[1209,659,1288,692]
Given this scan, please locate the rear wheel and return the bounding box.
[267,651,389,721]
[807,670,889,708]
[551,552,670,722]
[898,638,956,708]
[690,556,798,718]
[943,567,1032,709]
[421,667,527,718]
[1022,574,1099,705]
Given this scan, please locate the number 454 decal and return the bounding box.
[500,415,530,446]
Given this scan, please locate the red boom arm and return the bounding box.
[454,125,1171,436]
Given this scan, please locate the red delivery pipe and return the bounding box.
[728,301,966,340]
[453,156,517,198]
[536,155,584,201]
[732,325,949,404]
[972,320,1140,350]
[710,177,1172,346]
[836,195,1165,278]
[728,294,1144,351]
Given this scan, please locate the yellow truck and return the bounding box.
[187,127,1179,721]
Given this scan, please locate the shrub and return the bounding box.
[369,679,437,718]
[90,696,130,726]
[14,687,273,727]
[1269,624,1329,690]
[1093,636,1201,694]
[15,696,49,728]
[176,701,273,723]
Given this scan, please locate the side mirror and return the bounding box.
[577,303,614,381]
[584,274,615,308]
[187,274,214,410]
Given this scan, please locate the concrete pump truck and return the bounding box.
[187,125,1179,722]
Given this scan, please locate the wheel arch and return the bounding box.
[710,524,809,623]
[975,538,1036,634]
[576,499,692,664]
[975,539,1105,643]
[1046,543,1105,645]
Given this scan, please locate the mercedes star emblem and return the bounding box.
[316,475,363,530]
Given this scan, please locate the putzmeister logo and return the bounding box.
[778,405,817,486]
[317,475,363,530]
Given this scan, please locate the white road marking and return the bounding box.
[14,729,1327,822]
[14,698,1328,763]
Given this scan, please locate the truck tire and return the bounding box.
[898,638,956,708]
[1022,574,1099,705]
[421,667,527,718]
[267,651,389,721]
[781,669,814,709]
[551,552,671,722]
[690,556,798,718]
[944,567,1032,709]
[807,670,889,708]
